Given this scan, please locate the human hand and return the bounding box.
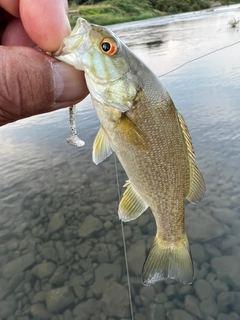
[0,0,89,126]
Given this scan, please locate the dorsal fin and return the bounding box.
[118,180,148,222]
[92,126,113,165]
[177,112,205,204]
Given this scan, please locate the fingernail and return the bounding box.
[52,60,88,102]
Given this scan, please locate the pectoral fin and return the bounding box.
[118,180,148,222]
[177,112,205,203]
[92,127,113,165]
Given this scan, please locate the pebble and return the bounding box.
[135,313,147,320]
[211,207,238,225]
[92,263,121,296]
[0,273,25,300]
[41,246,59,262]
[204,243,221,258]
[211,255,240,290]
[32,291,46,304]
[73,298,99,317]
[72,285,86,299]
[167,309,194,320]
[217,291,235,312]
[76,242,92,258]
[30,303,51,320]
[78,216,103,238]
[48,212,65,234]
[32,262,56,279]
[55,241,66,263]
[194,279,216,300]
[101,282,130,318]
[191,243,208,263]
[155,293,168,304]
[127,240,146,276]
[139,286,156,302]
[186,213,225,242]
[217,314,231,320]
[200,297,218,317]
[184,295,203,319]
[165,284,176,297]
[2,252,36,278]
[63,309,73,320]
[0,296,17,319]
[49,266,69,285]
[230,312,240,320]
[233,292,240,313]
[45,286,75,313]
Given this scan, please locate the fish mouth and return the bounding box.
[64,18,91,52]
[53,18,92,69]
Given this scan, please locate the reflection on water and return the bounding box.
[1,4,240,320]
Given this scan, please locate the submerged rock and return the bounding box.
[49,265,69,284]
[184,295,203,319]
[0,296,17,319]
[48,212,65,233]
[73,298,99,317]
[127,239,146,276]
[2,252,36,278]
[194,279,216,301]
[200,297,218,317]
[92,263,121,296]
[186,213,225,243]
[32,262,56,279]
[30,303,51,320]
[211,255,240,290]
[167,309,194,320]
[78,216,103,238]
[45,286,75,313]
[101,282,130,318]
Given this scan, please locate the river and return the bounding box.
[0,4,240,320]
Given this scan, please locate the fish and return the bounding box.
[54,18,205,285]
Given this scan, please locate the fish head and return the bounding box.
[55,18,128,83]
[54,18,139,112]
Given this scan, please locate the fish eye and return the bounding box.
[101,38,117,55]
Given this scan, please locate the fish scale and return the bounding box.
[54,18,205,285]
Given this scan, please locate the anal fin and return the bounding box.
[142,233,193,285]
[118,180,148,222]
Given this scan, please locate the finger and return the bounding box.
[20,0,70,52]
[1,18,35,46]
[0,46,89,126]
[0,0,20,17]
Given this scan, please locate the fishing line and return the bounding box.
[114,154,134,320]
[159,40,240,77]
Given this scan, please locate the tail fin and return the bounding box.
[142,234,193,285]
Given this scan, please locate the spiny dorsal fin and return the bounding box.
[142,233,193,285]
[177,112,205,204]
[118,180,148,222]
[92,126,113,165]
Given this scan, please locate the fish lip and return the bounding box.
[54,18,91,57]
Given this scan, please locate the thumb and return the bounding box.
[0,46,88,126]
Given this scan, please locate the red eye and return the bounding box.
[101,38,117,55]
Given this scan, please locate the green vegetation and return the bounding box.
[228,17,240,28]
[68,0,240,27]
[68,0,158,27]
[152,0,210,14]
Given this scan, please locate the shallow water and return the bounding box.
[1,4,240,320]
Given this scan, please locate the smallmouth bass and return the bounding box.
[54,18,205,285]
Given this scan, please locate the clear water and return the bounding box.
[0,4,240,320]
